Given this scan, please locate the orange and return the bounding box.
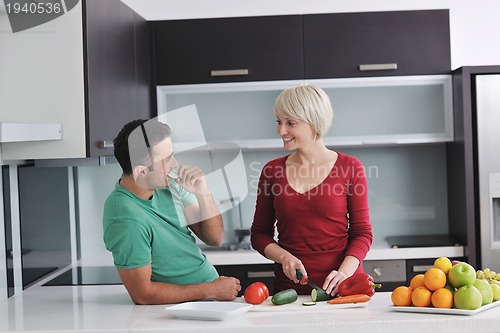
[424,268,447,291]
[434,257,453,275]
[391,286,412,306]
[410,274,425,290]
[411,286,432,307]
[431,288,454,308]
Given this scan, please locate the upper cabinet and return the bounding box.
[84,0,153,157]
[303,10,451,79]
[153,15,304,85]
[153,10,450,85]
[157,74,453,150]
[0,0,153,161]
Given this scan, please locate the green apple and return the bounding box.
[444,283,456,296]
[491,283,500,301]
[473,279,493,305]
[448,262,476,288]
[454,285,483,310]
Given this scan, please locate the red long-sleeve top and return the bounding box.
[251,152,373,294]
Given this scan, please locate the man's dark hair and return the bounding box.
[113,119,171,175]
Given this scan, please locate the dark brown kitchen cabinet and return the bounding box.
[84,0,153,157]
[303,10,451,79]
[215,264,275,296]
[153,15,304,85]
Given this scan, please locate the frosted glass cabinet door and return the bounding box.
[157,81,302,150]
[157,75,453,149]
[310,75,453,146]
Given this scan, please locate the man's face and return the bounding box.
[140,137,178,189]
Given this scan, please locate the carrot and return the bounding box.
[327,294,371,304]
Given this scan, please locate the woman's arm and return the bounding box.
[323,157,373,295]
[344,158,373,260]
[251,161,307,284]
[250,163,279,254]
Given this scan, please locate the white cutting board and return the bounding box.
[239,295,370,312]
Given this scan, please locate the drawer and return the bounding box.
[363,260,406,283]
[215,264,275,296]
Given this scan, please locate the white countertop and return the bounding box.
[0,240,471,332]
[1,283,499,333]
[80,240,464,267]
[205,240,465,265]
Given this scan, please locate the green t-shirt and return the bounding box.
[103,180,219,285]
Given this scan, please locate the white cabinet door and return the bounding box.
[0,4,86,160]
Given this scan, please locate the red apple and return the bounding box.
[451,260,461,266]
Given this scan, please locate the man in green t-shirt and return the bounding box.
[103,119,241,304]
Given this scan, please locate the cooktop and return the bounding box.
[386,234,461,248]
[43,266,122,286]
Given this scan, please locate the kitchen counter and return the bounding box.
[204,239,465,265]
[1,283,499,333]
[79,239,464,267]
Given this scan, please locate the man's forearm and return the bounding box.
[194,192,224,246]
[129,281,212,305]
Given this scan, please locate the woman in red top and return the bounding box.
[250,85,373,296]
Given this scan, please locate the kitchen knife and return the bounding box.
[296,269,322,290]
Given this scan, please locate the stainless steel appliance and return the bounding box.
[475,73,500,269]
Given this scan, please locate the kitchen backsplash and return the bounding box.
[77,142,448,254]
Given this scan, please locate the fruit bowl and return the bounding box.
[391,300,500,316]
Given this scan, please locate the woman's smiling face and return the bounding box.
[276,115,316,151]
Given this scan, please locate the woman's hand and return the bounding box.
[263,243,307,285]
[323,270,348,295]
[279,252,307,284]
[323,255,360,295]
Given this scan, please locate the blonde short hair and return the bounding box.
[274,84,333,138]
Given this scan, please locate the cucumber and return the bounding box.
[271,289,298,305]
[311,288,333,302]
[302,301,317,306]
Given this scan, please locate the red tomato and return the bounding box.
[244,283,267,305]
[252,282,269,298]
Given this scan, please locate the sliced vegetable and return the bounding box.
[327,294,371,304]
[338,273,382,297]
[311,288,333,302]
[302,301,317,306]
[271,289,298,305]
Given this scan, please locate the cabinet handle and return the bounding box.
[412,265,434,272]
[247,271,274,279]
[210,69,249,77]
[359,63,398,71]
[99,140,114,148]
